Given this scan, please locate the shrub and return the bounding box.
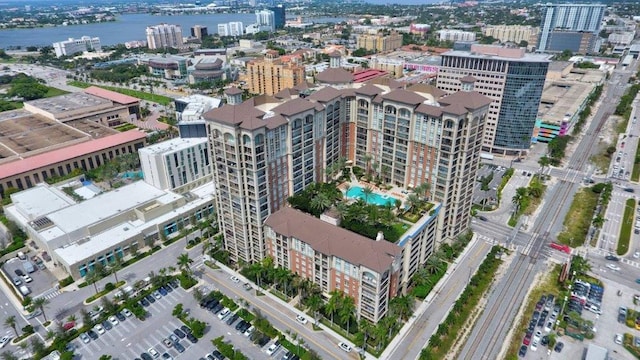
[59,276,74,288]
[104,282,115,291]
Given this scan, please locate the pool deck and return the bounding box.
[339,181,408,203]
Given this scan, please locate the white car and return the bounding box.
[544,320,553,333]
[148,347,160,358]
[243,325,255,337]
[338,342,352,352]
[615,333,623,345]
[230,276,240,283]
[296,315,308,325]
[0,335,11,348]
[634,251,640,259]
[530,339,538,352]
[109,316,119,326]
[93,324,105,335]
[607,264,621,271]
[22,275,33,283]
[217,308,230,320]
[533,330,542,342]
[122,308,133,317]
[266,341,281,356]
[79,333,90,344]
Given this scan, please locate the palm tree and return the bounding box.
[326,291,342,325]
[359,319,375,352]
[389,296,413,322]
[32,297,49,322]
[362,186,374,203]
[339,296,356,334]
[67,314,77,324]
[45,330,55,341]
[4,316,17,337]
[538,155,551,173]
[109,257,123,283]
[85,269,100,295]
[177,253,193,274]
[307,294,323,325]
[310,193,332,214]
[362,154,373,176]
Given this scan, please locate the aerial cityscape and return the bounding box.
[0,0,639,359]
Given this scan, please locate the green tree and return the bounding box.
[3,316,17,337]
[108,256,123,283]
[307,294,323,325]
[339,296,356,334]
[390,295,413,322]
[326,290,342,325]
[32,297,49,322]
[177,253,193,274]
[0,352,19,360]
[362,186,374,204]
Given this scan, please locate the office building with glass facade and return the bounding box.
[437,45,550,155]
[537,4,605,53]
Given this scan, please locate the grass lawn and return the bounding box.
[66,80,172,105]
[45,86,69,97]
[618,198,635,255]
[633,141,640,182]
[557,188,599,248]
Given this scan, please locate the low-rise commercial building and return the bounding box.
[5,180,215,279]
[175,94,223,138]
[356,32,402,53]
[52,36,101,58]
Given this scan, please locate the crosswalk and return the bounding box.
[33,288,61,301]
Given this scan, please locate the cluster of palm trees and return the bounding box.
[511,176,545,220]
[84,258,123,295]
[2,296,51,359]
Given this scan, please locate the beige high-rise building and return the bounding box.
[146,23,184,50]
[356,32,402,53]
[483,25,540,45]
[246,51,305,95]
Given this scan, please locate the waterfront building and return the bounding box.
[270,4,286,29]
[255,9,276,32]
[190,25,208,39]
[537,4,605,54]
[437,45,550,155]
[52,36,101,58]
[246,51,305,95]
[146,23,184,50]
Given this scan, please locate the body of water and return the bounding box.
[0,13,349,48]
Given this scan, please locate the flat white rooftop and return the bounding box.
[138,137,208,156]
[10,184,75,221]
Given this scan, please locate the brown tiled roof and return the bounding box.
[264,207,402,273]
[265,114,288,129]
[416,103,443,117]
[224,87,243,95]
[407,84,446,98]
[293,82,314,91]
[460,75,477,83]
[355,84,383,96]
[316,68,354,84]
[366,77,403,89]
[439,91,492,111]
[382,89,427,105]
[271,97,316,116]
[340,88,356,97]
[308,86,342,102]
[372,94,384,104]
[274,88,299,100]
[203,103,264,126]
[442,103,469,116]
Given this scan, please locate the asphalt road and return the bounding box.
[460,55,640,359]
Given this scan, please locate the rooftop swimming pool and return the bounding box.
[345,185,399,207]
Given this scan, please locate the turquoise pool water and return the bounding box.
[346,186,398,206]
[121,171,143,179]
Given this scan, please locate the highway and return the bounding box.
[458,55,640,359]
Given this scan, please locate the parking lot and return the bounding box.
[72,282,280,360]
[3,255,58,299]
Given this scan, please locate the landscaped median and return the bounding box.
[84,281,125,304]
[618,198,635,255]
[419,245,504,359]
[557,183,610,248]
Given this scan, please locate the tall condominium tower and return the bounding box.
[269,4,286,29]
[146,24,184,50]
[437,45,550,156]
[190,25,208,39]
[537,3,605,53]
[255,9,275,32]
[204,82,491,263]
[246,51,305,96]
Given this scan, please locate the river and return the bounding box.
[0,13,349,48]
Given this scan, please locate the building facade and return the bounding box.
[437,45,550,155]
[218,22,245,37]
[356,32,403,53]
[483,25,539,45]
[270,5,286,29]
[438,30,476,42]
[146,24,184,50]
[246,51,305,95]
[537,4,605,53]
[52,36,101,57]
[204,82,491,265]
[255,9,275,32]
[139,138,211,191]
[190,25,208,39]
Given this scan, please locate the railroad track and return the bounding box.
[462,180,573,359]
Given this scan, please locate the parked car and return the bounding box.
[173,328,186,339]
[79,333,90,343]
[615,333,623,345]
[518,345,527,357]
[554,342,564,353]
[296,315,308,325]
[606,255,620,261]
[338,342,352,353]
[266,341,281,356]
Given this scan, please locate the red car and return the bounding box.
[523,332,532,346]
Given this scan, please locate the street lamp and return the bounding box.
[558,295,568,326]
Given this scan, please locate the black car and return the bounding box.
[211,303,224,314]
[554,342,564,352]
[116,312,126,322]
[174,341,185,353]
[207,300,220,310]
[169,279,179,289]
[235,320,248,331]
[140,298,150,307]
[606,255,620,261]
[239,321,251,332]
[541,335,549,346]
[257,335,270,347]
[173,328,186,339]
[518,345,527,357]
[102,320,112,330]
[226,313,239,325]
[200,297,213,307]
[145,294,156,303]
[186,333,198,344]
[141,353,153,360]
[14,269,24,277]
[180,325,192,334]
[87,330,98,340]
[211,350,224,360]
[164,284,173,293]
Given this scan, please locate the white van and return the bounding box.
[19,285,30,296]
[17,252,26,260]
